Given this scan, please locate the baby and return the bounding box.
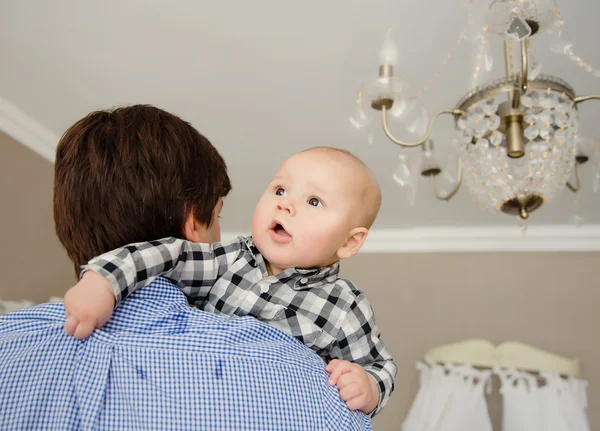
[64,146,396,416]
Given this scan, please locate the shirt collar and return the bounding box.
[243,236,268,274]
[245,236,340,290]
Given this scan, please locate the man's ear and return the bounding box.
[183,212,208,242]
[336,227,368,260]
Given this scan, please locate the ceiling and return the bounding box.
[1,0,599,233]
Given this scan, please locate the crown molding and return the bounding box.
[0,97,59,163]
[222,225,600,253]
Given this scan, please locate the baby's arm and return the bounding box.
[326,289,397,417]
[64,237,239,339]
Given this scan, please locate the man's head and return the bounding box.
[251,146,381,274]
[54,104,231,276]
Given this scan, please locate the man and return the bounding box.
[0,105,372,430]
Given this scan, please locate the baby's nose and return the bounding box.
[277,200,296,215]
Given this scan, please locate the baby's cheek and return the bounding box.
[301,233,331,261]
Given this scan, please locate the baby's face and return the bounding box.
[251,150,364,275]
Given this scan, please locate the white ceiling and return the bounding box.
[1,0,599,233]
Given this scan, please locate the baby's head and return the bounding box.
[251,146,381,275]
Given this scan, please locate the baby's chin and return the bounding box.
[262,252,296,271]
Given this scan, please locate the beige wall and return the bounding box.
[2,135,599,429]
[0,132,74,301]
[341,252,600,430]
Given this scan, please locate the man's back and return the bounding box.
[0,277,371,430]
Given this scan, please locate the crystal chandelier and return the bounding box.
[353,0,600,222]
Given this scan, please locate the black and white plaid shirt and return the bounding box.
[84,236,397,415]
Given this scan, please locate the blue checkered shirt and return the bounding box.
[83,236,396,415]
[0,278,372,431]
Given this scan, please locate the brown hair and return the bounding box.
[54,104,231,276]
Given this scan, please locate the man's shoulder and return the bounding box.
[111,278,333,369]
[0,301,66,334]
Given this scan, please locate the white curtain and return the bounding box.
[403,360,590,431]
[498,369,590,431]
[402,359,492,431]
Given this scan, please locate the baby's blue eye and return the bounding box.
[308,197,323,207]
[275,187,287,196]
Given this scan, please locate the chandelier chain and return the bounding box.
[473,37,486,82]
[553,9,600,78]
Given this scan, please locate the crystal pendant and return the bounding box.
[524,124,540,140]
[407,106,429,136]
[392,153,412,186]
[528,54,543,80]
[505,14,532,40]
[489,130,503,147]
[571,215,585,228]
[367,127,375,146]
[550,27,573,55]
[484,46,494,72]
[349,103,371,130]
[570,198,584,228]
[485,0,517,35]
[475,138,490,152]
[459,129,474,144]
[390,97,411,119]
[443,140,461,184]
[488,114,501,131]
[482,97,499,115]
[520,91,541,108]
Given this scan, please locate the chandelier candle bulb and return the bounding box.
[379,28,399,68]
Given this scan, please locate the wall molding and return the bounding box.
[222,225,600,253]
[0,97,59,163]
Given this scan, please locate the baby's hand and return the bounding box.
[326,359,379,414]
[63,271,115,339]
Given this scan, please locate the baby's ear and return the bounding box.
[337,227,368,260]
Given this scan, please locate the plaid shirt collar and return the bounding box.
[243,236,340,290]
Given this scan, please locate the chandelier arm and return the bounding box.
[504,40,513,78]
[381,107,464,148]
[512,39,528,109]
[520,39,528,94]
[573,95,600,105]
[430,159,463,201]
[566,163,582,193]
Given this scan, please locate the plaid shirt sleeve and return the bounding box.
[82,237,243,305]
[328,286,397,417]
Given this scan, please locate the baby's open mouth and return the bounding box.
[270,222,292,242]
